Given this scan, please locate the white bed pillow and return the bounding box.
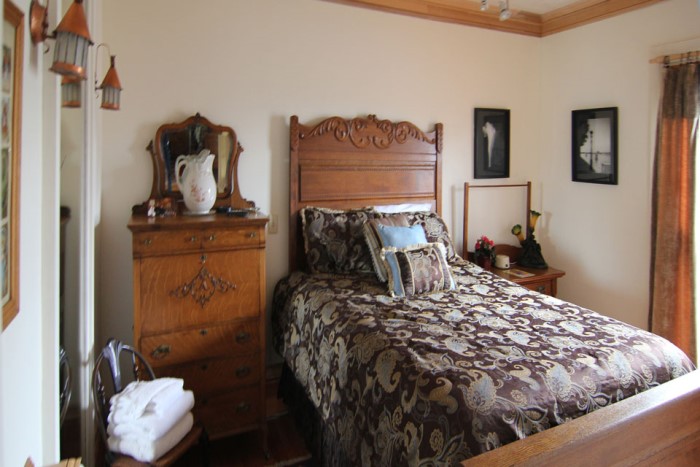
[373,203,433,213]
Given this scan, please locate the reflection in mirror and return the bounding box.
[135,113,254,214]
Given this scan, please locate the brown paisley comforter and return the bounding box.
[271,259,695,465]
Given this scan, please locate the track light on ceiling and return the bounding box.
[499,0,512,21]
[479,0,511,21]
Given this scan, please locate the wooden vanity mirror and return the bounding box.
[133,113,254,214]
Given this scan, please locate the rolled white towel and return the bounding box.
[107,411,194,463]
[108,390,194,440]
[108,378,183,424]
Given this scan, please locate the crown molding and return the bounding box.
[322,0,667,37]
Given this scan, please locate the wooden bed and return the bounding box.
[284,113,700,465]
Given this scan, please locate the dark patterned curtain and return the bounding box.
[650,58,699,363]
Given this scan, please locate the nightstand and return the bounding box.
[491,265,565,297]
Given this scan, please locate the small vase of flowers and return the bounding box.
[474,235,496,270]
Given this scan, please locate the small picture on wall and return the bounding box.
[572,107,618,185]
[474,108,510,179]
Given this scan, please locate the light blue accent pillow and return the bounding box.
[376,224,427,248]
[377,225,428,295]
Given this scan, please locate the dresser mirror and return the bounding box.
[135,113,254,213]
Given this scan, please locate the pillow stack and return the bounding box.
[107,378,195,463]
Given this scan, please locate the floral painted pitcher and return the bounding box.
[175,149,217,214]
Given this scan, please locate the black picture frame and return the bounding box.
[474,108,510,179]
[572,107,618,185]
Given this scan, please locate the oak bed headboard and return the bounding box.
[289,114,443,272]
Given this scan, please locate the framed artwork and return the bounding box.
[474,108,510,179]
[572,107,618,185]
[2,0,23,331]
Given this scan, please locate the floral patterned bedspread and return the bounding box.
[271,259,695,465]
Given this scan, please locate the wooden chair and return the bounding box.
[92,338,208,466]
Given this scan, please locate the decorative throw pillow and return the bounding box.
[400,211,457,261]
[381,242,455,298]
[301,207,376,274]
[363,215,411,282]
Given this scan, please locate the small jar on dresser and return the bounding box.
[128,213,268,441]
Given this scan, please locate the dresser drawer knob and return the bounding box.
[235,332,251,344]
[236,402,251,413]
[142,238,152,246]
[207,234,216,241]
[188,236,198,243]
[235,366,251,378]
[151,344,171,360]
[247,232,257,239]
[199,329,208,336]
[537,285,546,293]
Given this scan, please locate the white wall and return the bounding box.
[99,0,541,350]
[0,0,61,465]
[538,0,700,328]
[97,0,700,356]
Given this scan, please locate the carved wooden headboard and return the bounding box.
[289,114,443,272]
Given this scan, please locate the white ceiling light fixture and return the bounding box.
[499,0,512,21]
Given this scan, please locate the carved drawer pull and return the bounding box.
[188,236,198,243]
[142,238,152,246]
[235,366,251,378]
[235,332,251,344]
[200,329,208,336]
[247,232,257,239]
[151,344,171,360]
[537,285,546,293]
[207,234,216,241]
[236,402,251,413]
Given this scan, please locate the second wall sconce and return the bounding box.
[30,0,123,110]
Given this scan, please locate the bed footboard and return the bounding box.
[462,369,700,466]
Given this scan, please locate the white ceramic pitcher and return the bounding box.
[175,149,217,214]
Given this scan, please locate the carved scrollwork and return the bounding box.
[300,114,436,149]
[169,265,236,308]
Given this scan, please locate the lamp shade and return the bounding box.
[61,76,82,108]
[49,0,93,78]
[98,55,122,110]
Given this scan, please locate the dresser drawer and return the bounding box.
[194,385,261,438]
[138,249,261,334]
[523,279,552,295]
[133,226,264,256]
[155,353,261,397]
[140,319,259,367]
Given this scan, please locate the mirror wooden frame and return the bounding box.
[134,113,254,214]
[2,0,23,331]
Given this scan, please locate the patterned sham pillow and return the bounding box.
[402,211,457,261]
[363,215,411,282]
[301,207,377,274]
[381,242,455,298]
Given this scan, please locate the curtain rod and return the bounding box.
[649,50,700,64]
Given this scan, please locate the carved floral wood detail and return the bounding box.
[294,114,436,150]
[169,264,236,307]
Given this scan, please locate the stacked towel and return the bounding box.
[107,378,195,463]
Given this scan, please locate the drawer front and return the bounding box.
[194,385,261,437]
[133,230,203,256]
[140,320,260,367]
[524,280,552,296]
[201,227,265,250]
[138,249,261,334]
[154,353,261,397]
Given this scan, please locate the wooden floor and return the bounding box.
[61,413,312,467]
[175,414,312,467]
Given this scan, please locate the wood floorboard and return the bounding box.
[175,414,312,467]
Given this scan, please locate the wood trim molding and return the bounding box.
[322,0,667,37]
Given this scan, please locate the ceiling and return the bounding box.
[323,0,666,36]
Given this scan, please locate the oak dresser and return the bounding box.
[128,213,268,441]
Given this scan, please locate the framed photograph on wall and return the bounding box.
[474,108,510,179]
[572,107,618,185]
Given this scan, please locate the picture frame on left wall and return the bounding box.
[2,0,23,331]
[474,108,510,179]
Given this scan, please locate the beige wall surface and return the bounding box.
[98,0,700,352]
